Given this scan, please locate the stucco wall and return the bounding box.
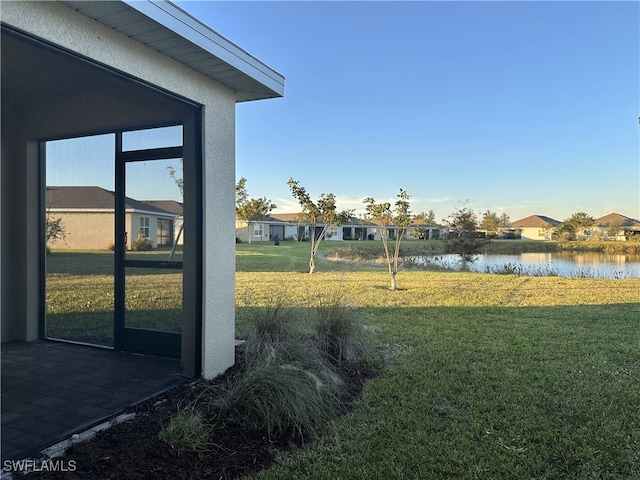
[519,227,549,241]
[47,213,115,251]
[2,1,237,378]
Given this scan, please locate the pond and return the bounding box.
[412,252,640,279]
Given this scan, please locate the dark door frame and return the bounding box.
[114,132,184,359]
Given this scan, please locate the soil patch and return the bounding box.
[18,349,370,480]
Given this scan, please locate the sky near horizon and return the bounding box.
[175,0,639,223]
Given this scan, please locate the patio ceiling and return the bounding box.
[1,26,198,140]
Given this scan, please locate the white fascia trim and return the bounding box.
[123,0,285,97]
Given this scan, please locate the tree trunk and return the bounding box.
[247,221,252,245]
[390,271,397,290]
[309,240,315,274]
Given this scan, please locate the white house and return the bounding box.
[1,1,284,378]
[511,215,561,241]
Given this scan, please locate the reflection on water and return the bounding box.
[414,252,640,279]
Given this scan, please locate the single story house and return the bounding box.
[2,0,284,378]
[593,213,640,241]
[46,186,180,250]
[235,213,301,243]
[237,213,378,243]
[511,215,561,241]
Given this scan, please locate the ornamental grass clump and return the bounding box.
[312,288,384,375]
[223,299,345,438]
[226,360,343,437]
[314,292,367,368]
[161,408,213,453]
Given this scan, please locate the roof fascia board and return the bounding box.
[122,0,285,97]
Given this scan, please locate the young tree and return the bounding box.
[605,219,623,239]
[236,177,276,244]
[414,210,437,225]
[481,210,501,236]
[45,215,67,246]
[412,210,437,239]
[363,189,412,290]
[562,212,596,239]
[45,194,67,250]
[287,178,352,274]
[443,201,488,268]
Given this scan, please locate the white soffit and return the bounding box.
[59,0,285,102]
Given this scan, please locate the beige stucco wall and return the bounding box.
[47,213,115,251]
[519,227,551,241]
[46,212,175,250]
[2,1,237,378]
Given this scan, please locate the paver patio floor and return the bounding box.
[1,340,185,461]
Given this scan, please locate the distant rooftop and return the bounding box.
[511,215,561,228]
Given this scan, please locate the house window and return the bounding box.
[327,226,338,238]
[254,224,263,238]
[140,216,150,238]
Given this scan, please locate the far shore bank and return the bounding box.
[326,239,640,261]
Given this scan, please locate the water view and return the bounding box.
[414,252,640,279]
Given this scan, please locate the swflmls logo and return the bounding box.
[3,459,77,472]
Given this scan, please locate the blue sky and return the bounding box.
[176,0,639,223]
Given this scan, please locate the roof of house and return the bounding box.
[594,212,640,228]
[59,0,285,102]
[269,213,304,223]
[511,215,561,228]
[47,186,175,215]
[144,200,183,216]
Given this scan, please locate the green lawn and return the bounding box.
[47,241,640,478]
[236,242,640,479]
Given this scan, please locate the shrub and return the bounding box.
[132,229,153,251]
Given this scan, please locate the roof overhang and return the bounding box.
[59,0,285,102]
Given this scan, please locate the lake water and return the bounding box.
[412,252,640,279]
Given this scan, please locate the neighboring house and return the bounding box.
[269,213,310,241]
[46,186,180,250]
[235,213,300,243]
[511,215,561,241]
[144,200,184,246]
[237,213,376,243]
[594,213,640,241]
[2,0,284,379]
[340,217,376,241]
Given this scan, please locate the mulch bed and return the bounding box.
[18,349,370,480]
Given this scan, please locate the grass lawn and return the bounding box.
[236,241,640,479]
[46,241,639,478]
